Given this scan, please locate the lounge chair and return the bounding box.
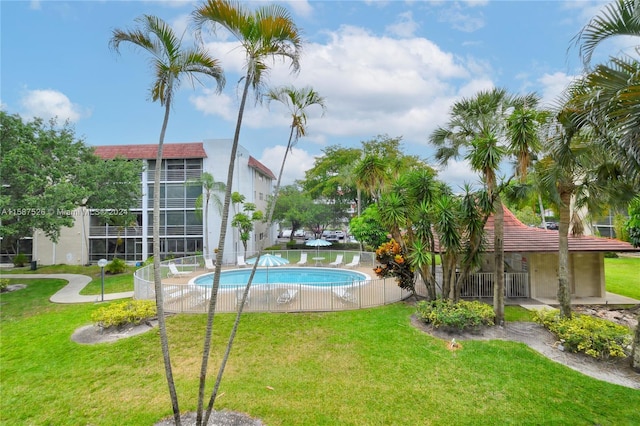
[296,252,308,266]
[333,288,357,304]
[345,255,360,268]
[328,254,344,267]
[237,255,247,268]
[277,289,298,304]
[204,257,215,271]
[167,263,192,278]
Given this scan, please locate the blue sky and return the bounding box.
[1,0,625,187]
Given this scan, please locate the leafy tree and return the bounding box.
[110,14,224,425]
[192,2,302,423]
[626,195,640,247]
[231,202,263,258]
[0,112,141,253]
[348,204,388,250]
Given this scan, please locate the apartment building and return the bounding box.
[31,139,275,266]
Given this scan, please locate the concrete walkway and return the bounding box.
[0,274,134,303]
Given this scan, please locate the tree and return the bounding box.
[348,204,388,250]
[110,14,224,425]
[0,112,141,252]
[189,172,225,259]
[231,202,263,258]
[192,2,302,423]
[430,88,533,324]
[573,0,640,68]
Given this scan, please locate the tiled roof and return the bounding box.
[248,156,276,180]
[94,143,207,160]
[481,207,639,253]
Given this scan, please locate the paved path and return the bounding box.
[0,274,134,303]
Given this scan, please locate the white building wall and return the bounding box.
[34,208,89,266]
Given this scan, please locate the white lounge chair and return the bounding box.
[237,255,247,268]
[328,254,344,267]
[204,257,215,271]
[277,289,298,304]
[167,263,192,278]
[345,255,360,268]
[296,252,308,266]
[333,288,357,304]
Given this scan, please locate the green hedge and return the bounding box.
[416,299,495,330]
[533,309,632,359]
[91,300,156,328]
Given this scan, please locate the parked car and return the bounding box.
[334,230,345,240]
[279,229,292,238]
[294,229,306,237]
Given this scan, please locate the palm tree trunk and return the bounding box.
[154,100,181,425]
[557,191,572,318]
[204,193,210,258]
[538,194,547,228]
[198,72,252,426]
[493,197,505,325]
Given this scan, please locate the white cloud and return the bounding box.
[259,145,316,185]
[385,11,419,38]
[435,158,482,191]
[537,72,578,108]
[19,89,87,123]
[438,3,485,33]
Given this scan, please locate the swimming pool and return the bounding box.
[190,267,370,289]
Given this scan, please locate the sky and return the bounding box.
[1,0,630,189]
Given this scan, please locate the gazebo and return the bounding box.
[475,207,639,301]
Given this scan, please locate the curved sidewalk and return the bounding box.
[0,273,134,303]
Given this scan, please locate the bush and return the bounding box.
[416,299,495,330]
[533,309,632,359]
[12,253,28,267]
[91,300,156,328]
[105,258,127,274]
[0,278,9,292]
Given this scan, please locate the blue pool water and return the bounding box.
[191,267,369,288]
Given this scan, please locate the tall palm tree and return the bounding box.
[430,88,512,324]
[265,85,327,204]
[192,2,302,423]
[190,172,225,258]
[573,0,640,68]
[354,154,390,203]
[109,15,224,425]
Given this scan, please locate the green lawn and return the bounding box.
[605,257,640,300]
[1,276,639,425]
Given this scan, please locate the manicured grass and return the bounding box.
[504,305,534,322]
[605,257,640,300]
[3,264,135,295]
[1,278,639,425]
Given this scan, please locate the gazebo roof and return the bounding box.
[481,207,639,253]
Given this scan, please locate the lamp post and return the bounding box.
[97,259,108,302]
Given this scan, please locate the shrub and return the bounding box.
[105,258,127,274]
[0,278,9,292]
[91,300,156,328]
[12,253,28,267]
[533,309,632,359]
[416,299,495,330]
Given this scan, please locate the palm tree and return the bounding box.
[430,88,512,324]
[192,2,302,423]
[265,85,327,206]
[109,15,224,425]
[189,172,225,259]
[573,0,640,68]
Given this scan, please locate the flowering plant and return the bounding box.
[374,239,414,292]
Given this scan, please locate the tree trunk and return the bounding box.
[632,313,640,372]
[557,191,572,318]
[199,71,252,426]
[493,197,505,325]
[155,100,181,425]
